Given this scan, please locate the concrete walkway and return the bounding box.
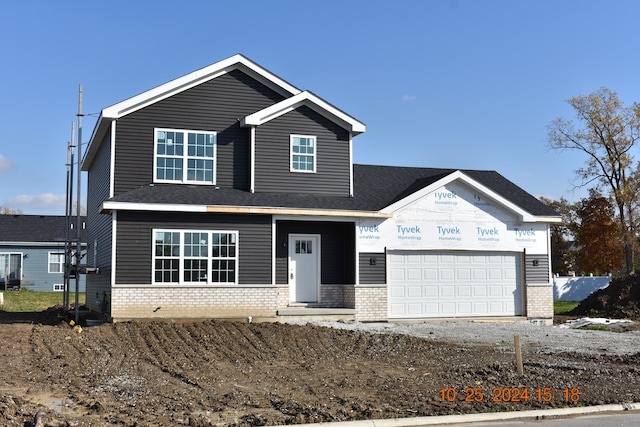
[275,403,640,427]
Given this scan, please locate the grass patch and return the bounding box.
[0,288,85,312]
[554,300,579,315]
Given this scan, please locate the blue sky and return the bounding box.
[1,0,638,215]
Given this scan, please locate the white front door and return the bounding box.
[288,234,320,303]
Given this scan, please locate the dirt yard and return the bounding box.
[0,309,639,427]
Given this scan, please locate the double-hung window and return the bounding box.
[153,230,238,284]
[290,135,316,173]
[48,252,65,273]
[155,128,216,184]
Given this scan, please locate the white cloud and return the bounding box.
[0,154,15,171]
[5,193,67,214]
[402,95,417,102]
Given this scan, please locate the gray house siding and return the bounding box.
[254,106,351,195]
[114,212,272,285]
[0,245,86,292]
[85,130,113,312]
[113,69,287,195]
[525,253,550,283]
[275,220,355,285]
[359,252,386,284]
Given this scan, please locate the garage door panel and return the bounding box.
[440,268,455,280]
[407,268,422,281]
[388,251,522,319]
[424,285,438,297]
[457,285,471,297]
[407,286,421,297]
[389,268,406,281]
[457,268,472,280]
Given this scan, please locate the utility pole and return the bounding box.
[75,85,83,324]
[64,122,75,312]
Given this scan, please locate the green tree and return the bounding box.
[547,87,640,272]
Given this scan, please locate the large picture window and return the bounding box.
[155,128,216,184]
[290,135,316,173]
[153,230,238,284]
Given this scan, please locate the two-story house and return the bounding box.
[82,54,560,324]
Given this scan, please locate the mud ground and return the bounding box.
[1,313,639,427]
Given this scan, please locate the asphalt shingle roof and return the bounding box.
[107,164,558,217]
[0,215,87,243]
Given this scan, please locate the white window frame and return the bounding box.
[152,229,239,285]
[53,283,65,292]
[48,252,65,274]
[154,128,217,185]
[290,134,316,173]
[0,252,23,282]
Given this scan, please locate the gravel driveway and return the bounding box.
[310,319,640,355]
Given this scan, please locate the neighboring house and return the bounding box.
[0,215,86,292]
[82,54,560,324]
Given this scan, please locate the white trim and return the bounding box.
[83,54,301,170]
[110,121,116,198]
[381,170,546,223]
[153,128,217,185]
[348,132,354,197]
[271,217,277,286]
[111,212,117,287]
[47,251,65,274]
[250,126,256,193]
[152,229,239,285]
[288,233,321,303]
[290,134,317,173]
[103,55,299,119]
[100,201,390,218]
[241,91,366,135]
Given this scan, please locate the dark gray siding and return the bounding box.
[86,129,113,309]
[115,212,272,285]
[525,254,550,283]
[255,106,351,195]
[113,69,286,195]
[359,252,386,284]
[275,221,355,285]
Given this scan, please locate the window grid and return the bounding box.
[291,135,316,173]
[152,230,238,285]
[155,128,216,184]
[48,252,65,273]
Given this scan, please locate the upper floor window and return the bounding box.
[290,135,316,173]
[155,128,217,184]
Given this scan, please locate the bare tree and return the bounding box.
[0,206,23,215]
[547,87,640,272]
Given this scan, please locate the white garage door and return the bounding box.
[388,251,523,319]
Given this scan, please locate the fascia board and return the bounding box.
[241,91,366,135]
[0,241,77,247]
[102,54,300,120]
[381,170,544,222]
[83,54,302,170]
[101,200,389,218]
[82,112,110,171]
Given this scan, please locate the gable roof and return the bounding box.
[82,54,365,170]
[101,164,559,221]
[0,215,87,245]
[241,90,366,136]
